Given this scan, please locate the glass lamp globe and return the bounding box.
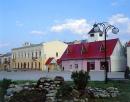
[112,27,119,34]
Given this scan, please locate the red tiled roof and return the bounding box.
[61,38,118,60]
[127,41,130,47]
[57,59,62,65]
[45,57,54,65]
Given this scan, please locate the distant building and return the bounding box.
[0,53,12,70]
[12,41,67,70]
[127,41,130,68]
[60,38,126,72]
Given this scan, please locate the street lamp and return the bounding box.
[93,22,119,83]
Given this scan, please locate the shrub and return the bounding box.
[71,70,90,90]
[0,78,12,102]
[9,89,47,102]
[56,82,73,99]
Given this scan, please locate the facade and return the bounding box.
[0,53,12,70]
[45,57,58,71]
[60,38,126,72]
[127,41,130,68]
[88,26,104,42]
[12,41,67,70]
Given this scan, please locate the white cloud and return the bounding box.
[109,14,130,34]
[51,19,91,36]
[111,2,118,6]
[30,30,45,35]
[0,43,9,48]
[16,21,24,27]
[111,0,128,7]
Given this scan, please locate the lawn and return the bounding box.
[66,80,130,102]
[0,80,130,102]
[87,80,130,102]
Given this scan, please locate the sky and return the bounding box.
[0,0,130,53]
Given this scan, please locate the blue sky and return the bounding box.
[0,0,130,53]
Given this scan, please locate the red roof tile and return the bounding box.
[45,57,54,65]
[127,41,130,47]
[61,38,118,60]
[57,59,62,65]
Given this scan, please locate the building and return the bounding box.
[0,53,12,70]
[127,41,130,68]
[12,41,67,70]
[88,25,104,42]
[60,38,126,72]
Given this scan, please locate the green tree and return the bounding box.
[71,70,90,90]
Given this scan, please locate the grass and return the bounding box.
[0,80,130,102]
[66,80,130,102]
[87,80,130,102]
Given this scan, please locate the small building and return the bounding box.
[127,41,130,68]
[0,53,12,70]
[45,57,57,71]
[60,38,126,72]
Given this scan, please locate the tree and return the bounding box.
[71,70,90,90]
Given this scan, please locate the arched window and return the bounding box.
[39,62,40,69]
[18,63,19,69]
[35,62,37,69]
[28,62,29,68]
[21,63,22,68]
[31,62,33,69]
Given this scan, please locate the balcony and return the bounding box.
[12,58,16,62]
[4,60,10,64]
[32,57,38,61]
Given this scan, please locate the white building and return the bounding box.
[0,53,12,70]
[12,41,67,70]
[127,42,130,68]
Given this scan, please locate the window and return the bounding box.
[75,64,78,69]
[28,53,29,58]
[35,52,37,58]
[28,62,29,68]
[56,52,58,57]
[39,51,41,57]
[100,61,109,70]
[100,44,105,52]
[87,62,95,70]
[39,62,40,69]
[90,34,94,37]
[81,45,87,54]
[32,52,33,58]
[70,65,72,69]
[25,52,26,58]
[99,33,103,37]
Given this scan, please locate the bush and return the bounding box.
[71,70,90,90]
[56,82,73,99]
[9,89,47,102]
[0,78,12,102]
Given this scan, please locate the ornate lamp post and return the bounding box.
[93,22,119,83]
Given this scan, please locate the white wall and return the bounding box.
[111,40,126,71]
[88,32,105,42]
[127,47,130,68]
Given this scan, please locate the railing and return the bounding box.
[32,57,38,61]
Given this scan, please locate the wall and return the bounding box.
[127,46,130,68]
[110,40,126,71]
[62,59,110,71]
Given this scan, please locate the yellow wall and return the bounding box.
[11,41,67,71]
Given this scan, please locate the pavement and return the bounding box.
[0,70,125,81]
